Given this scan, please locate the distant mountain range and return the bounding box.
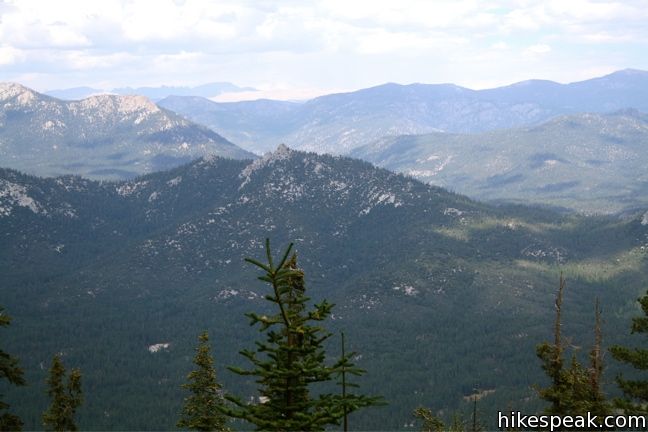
[46,82,256,101]
[2,147,647,429]
[5,69,648,212]
[159,69,648,155]
[0,83,254,179]
[351,109,648,214]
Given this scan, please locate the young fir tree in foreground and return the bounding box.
[535,275,608,418]
[0,307,26,431]
[609,289,648,414]
[177,331,229,431]
[225,239,382,431]
[42,355,82,432]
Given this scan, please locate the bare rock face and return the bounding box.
[0,82,39,106]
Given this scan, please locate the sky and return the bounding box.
[1,0,647,101]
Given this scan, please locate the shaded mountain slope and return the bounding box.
[1,148,647,429]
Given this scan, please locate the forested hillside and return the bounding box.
[1,148,647,429]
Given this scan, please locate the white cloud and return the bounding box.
[0,0,645,91]
[0,45,25,65]
[62,51,138,70]
[525,43,552,55]
[354,29,466,55]
[490,42,509,50]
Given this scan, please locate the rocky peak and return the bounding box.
[239,144,295,187]
[73,94,161,115]
[0,82,39,106]
[274,143,292,155]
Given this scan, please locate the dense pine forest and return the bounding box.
[1,149,648,430]
[3,239,648,430]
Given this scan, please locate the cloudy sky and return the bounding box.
[1,0,647,100]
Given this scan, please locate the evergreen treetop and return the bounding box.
[535,275,609,419]
[413,406,445,432]
[225,239,382,431]
[177,331,229,431]
[42,355,82,432]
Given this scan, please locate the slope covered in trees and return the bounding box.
[1,148,647,429]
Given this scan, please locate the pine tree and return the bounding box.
[536,275,609,419]
[225,239,382,431]
[448,413,467,432]
[42,355,82,431]
[609,289,648,414]
[0,307,26,431]
[561,355,592,414]
[177,331,229,431]
[413,407,445,432]
[587,298,608,417]
[413,408,475,432]
[536,273,569,414]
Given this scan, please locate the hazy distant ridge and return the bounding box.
[159,69,648,155]
[46,82,256,101]
[351,109,648,214]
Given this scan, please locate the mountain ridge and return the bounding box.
[351,110,648,214]
[159,69,648,155]
[0,82,255,180]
